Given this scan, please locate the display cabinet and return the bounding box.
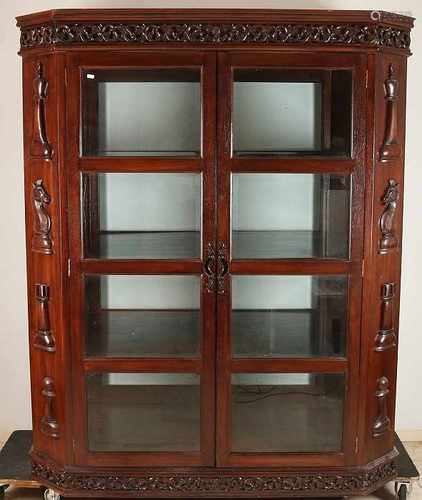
[16,8,414,499]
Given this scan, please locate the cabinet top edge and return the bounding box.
[16,9,415,28]
[16,9,414,53]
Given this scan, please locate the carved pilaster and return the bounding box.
[34,284,55,352]
[30,62,53,160]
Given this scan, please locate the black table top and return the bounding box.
[0,430,419,484]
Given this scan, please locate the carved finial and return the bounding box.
[41,376,60,439]
[385,64,399,101]
[34,283,56,352]
[31,179,53,255]
[30,61,53,160]
[379,179,399,254]
[373,376,391,437]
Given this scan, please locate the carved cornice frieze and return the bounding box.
[19,22,411,50]
[32,459,397,496]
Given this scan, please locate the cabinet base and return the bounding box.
[31,452,397,498]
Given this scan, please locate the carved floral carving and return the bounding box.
[32,179,53,255]
[30,62,53,160]
[40,377,60,439]
[379,64,401,162]
[34,284,56,352]
[373,377,391,438]
[31,459,397,496]
[379,179,399,254]
[375,283,397,352]
[20,23,411,50]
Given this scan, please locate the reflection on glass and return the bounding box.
[232,275,347,358]
[85,275,200,358]
[81,69,201,156]
[87,373,200,452]
[233,69,352,156]
[82,173,201,259]
[232,173,350,259]
[232,373,344,452]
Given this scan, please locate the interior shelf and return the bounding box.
[86,310,200,357]
[87,380,343,453]
[87,383,200,452]
[94,231,201,260]
[233,230,321,259]
[86,230,347,260]
[85,309,345,358]
[232,386,344,453]
[87,151,200,157]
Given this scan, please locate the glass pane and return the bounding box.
[82,173,201,259]
[87,373,200,452]
[81,69,201,156]
[85,275,200,358]
[232,373,344,452]
[232,173,350,259]
[233,69,352,156]
[232,275,347,358]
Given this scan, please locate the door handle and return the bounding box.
[204,242,216,292]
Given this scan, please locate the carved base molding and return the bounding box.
[32,456,397,498]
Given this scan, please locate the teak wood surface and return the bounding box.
[16,8,414,499]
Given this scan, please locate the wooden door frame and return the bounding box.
[65,50,218,467]
[216,51,367,467]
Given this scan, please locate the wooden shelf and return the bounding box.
[87,383,200,452]
[232,385,344,453]
[86,310,200,358]
[86,150,200,157]
[85,230,348,260]
[86,309,345,359]
[233,309,345,358]
[92,231,201,260]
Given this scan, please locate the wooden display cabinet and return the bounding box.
[16,8,414,499]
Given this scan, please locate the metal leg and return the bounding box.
[0,485,9,497]
[44,489,60,500]
[395,481,412,500]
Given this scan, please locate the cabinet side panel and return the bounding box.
[360,53,407,464]
[22,53,70,465]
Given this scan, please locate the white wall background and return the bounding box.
[1,0,421,445]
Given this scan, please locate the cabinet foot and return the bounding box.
[0,485,9,497]
[395,482,411,500]
[44,489,60,500]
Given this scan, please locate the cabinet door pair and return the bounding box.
[67,50,366,467]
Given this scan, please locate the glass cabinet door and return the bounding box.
[68,52,216,467]
[216,52,366,467]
